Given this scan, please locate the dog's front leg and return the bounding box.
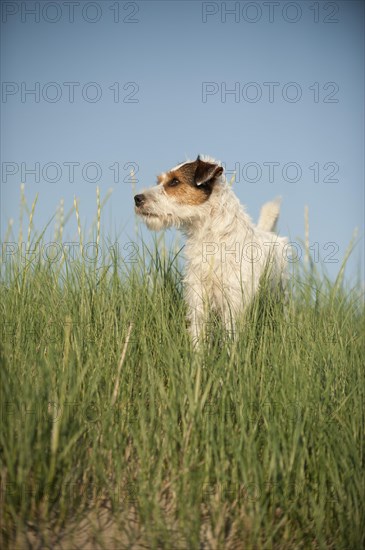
[187,302,208,346]
[222,315,237,341]
[185,283,208,346]
[220,302,237,341]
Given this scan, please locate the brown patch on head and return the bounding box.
[159,158,224,206]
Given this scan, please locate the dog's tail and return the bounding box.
[257,197,281,232]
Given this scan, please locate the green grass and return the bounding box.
[0,192,364,549]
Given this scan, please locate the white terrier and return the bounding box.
[134,155,288,343]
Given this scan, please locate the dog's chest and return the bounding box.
[184,232,237,287]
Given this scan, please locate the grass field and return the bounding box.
[1,190,364,549]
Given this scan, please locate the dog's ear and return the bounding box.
[194,156,223,186]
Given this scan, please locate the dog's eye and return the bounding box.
[169,178,179,187]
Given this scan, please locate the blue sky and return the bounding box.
[1,0,364,282]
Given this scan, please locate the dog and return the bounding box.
[134,155,288,344]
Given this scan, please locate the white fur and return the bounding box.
[258,196,281,232]
[136,157,288,344]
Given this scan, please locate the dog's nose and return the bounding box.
[134,194,145,207]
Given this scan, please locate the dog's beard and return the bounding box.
[136,211,174,231]
[144,215,168,231]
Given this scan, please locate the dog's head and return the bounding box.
[134,155,224,230]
